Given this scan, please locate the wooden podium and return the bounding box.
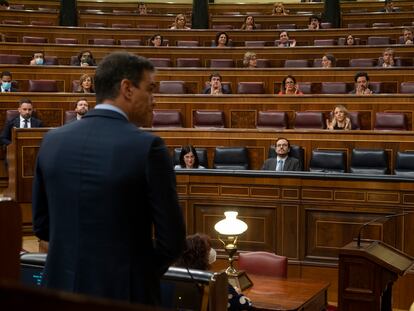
[338,240,414,311]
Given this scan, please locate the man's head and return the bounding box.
[209,72,222,90]
[275,137,290,158]
[18,98,33,120]
[279,31,289,44]
[308,15,320,29]
[32,51,44,65]
[1,71,12,90]
[382,48,394,64]
[94,52,155,126]
[354,71,370,88]
[403,28,413,43]
[75,98,89,117]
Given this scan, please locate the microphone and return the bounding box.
[357,212,410,248]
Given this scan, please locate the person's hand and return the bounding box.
[233,286,242,294]
[290,39,296,47]
[80,62,89,67]
[29,59,36,65]
[406,39,413,45]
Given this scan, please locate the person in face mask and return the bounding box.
[175,233,253,310]
[0,71,17,92]
[29,51,45,65]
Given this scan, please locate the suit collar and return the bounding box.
[83,108,129,121]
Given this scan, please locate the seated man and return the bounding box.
[29,51,45,66]
[202,72,231,95]
[0,71,17,92]
[1,98,43,145]
[0,0,9,10]
[70,98,89,122]
[378,48,395,67]
[380,0,398,12]
[262,137,301,171]
[402,28,413,45]
[349,71,373,95]
[278,31,296,47]
[308,15,321,30]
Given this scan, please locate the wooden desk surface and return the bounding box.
[245,275,329,311]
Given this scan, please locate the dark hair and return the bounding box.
[179,145,200,168]
[76,73,95,93]
[309,14,321,23]
[354,71,369,82]
[275,137,290,148]
[215,31,229,46]
[209,72,222,82]
[346,34,355,45]
[32,51,44,58]
[323,53,336,67]
[281,75,296,91]
[75,98,88,108]
[18,97,32,106]
[0,1,9,6]
[94,52,154,103]
[241,15,256,30]
[1,70,11,78]
[77,50,96,66]
[279,30,289,37]
[175,233,211,270]
[150,34,163,46]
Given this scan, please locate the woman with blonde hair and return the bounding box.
[243,51,257,68]
[75,73,95,93]
[170,14,190,29]
[326,105,352,130]
[272,2,288,15]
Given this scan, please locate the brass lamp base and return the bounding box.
[227,269,253,291]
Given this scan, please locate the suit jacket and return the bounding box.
[0,83,17,92]
[202,85,232,94]
[261,156,301,171]
[1,116,43,145]
[32,109,185,304]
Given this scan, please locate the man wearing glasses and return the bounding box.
[262,137,301,171]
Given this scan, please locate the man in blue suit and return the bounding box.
[32,52,186,305]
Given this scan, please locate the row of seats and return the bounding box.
[173,146,414,176]
[153,110,410,131]
[5,79,414,95]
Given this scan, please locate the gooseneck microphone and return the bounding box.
[357,212,410,248]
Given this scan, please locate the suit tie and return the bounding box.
[276,159,283,171]
[23,119,28,128]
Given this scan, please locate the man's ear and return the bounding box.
[119,79,133,98]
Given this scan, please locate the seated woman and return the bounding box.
[345,34,356,46]
[326,105,352,130]
[240,15,257,30]
[243,51,257,68]
[149,34,164,47]
[215,31,230,47]
[321,53,336,68]
[272,2,288,15]
[170,14,191,30]
[175,145,205,169]
[75,73,95,93]
[175,233,252,310]
[278,75,303,95]
[73,50,96,67]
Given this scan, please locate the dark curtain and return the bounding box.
[192,0,209,29]
[323,0,341,28]
[60,0,77,26]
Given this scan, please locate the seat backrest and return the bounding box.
[152,110,183,128]
[119,39,142,46]
[212,24,234,30]
[347,23,368,28]
[320,22,332,29]
[173,147,209,168]
[374,112,407,131]
[193,110,225,128]
[148,58,172,68]
[238,251,287,278]
[176,40,199,47]
[400,82,414,94]
[89,38,116,45]
[6,110,20,122]
[213,147,249,170]
[44,56,59,65]
[350,149,388,174]
[30,21,53,26]
[256,111,288,129]
[84,22,106,28]
[320,82,347,94]
[54,38,79,44]
[276,23,296,29]
[337,37,361,45]
[348,111,361,130]
[294,112,325,129]
[64,111,77,124]
[22,36,47,43]
[2,20,24,25]
[297,82,312,94]
[111,23,133,28]
[209,59,235,68]
[309,150,346,173]
[0,54,22,64]
[284,59,309,68]
[394,151,414,177]
[314,39,336,46]
[158,81,186,94]
[237,82,265,94]
[372,22,393,28]
[245,41,266,47]
[367,36,390,45]
[349,58,375,67]
[28,80,58,92]
[176,58,201,67]
[256,59,271,68]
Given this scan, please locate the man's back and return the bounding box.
[33,109,185,304]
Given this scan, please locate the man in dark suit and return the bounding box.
[65,98,89,124]
[1,98,43,145]
[0,71,17,92]
[262,137,301,171]
[32,52,186,305]
[202,72,232,95]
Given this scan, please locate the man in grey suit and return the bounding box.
[262,137,301,171]
[32,52,185,305]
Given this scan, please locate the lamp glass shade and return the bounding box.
[214,211,248,235]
